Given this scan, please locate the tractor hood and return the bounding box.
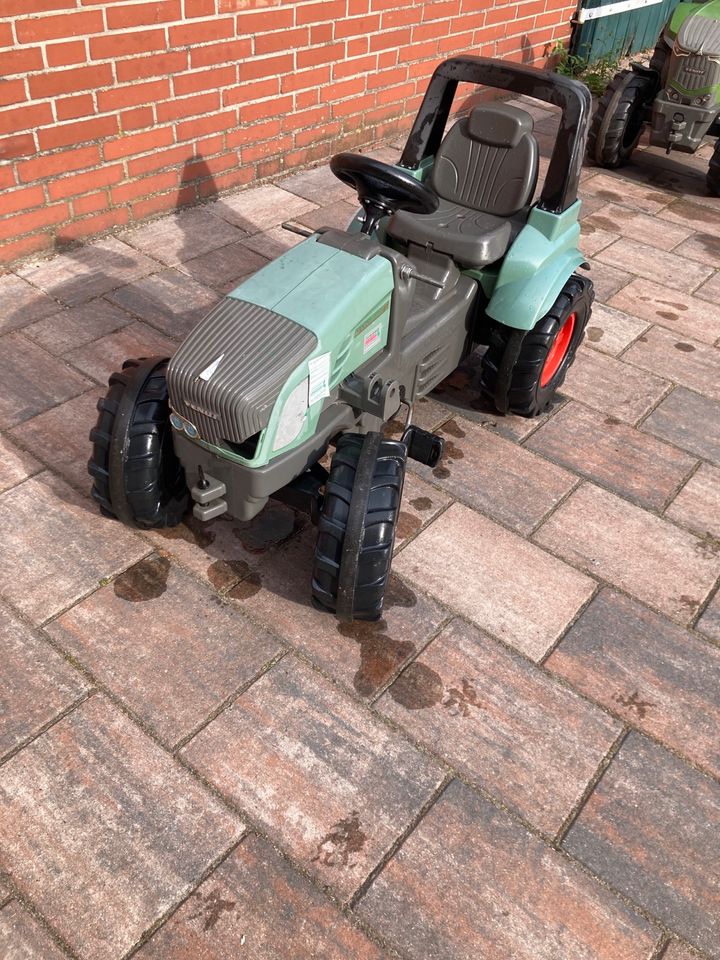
[166,297,317,447]
[676,3,720,57]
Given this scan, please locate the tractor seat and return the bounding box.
[388,103,539,268]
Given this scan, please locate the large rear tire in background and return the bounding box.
[88,357,189,528]
[707,139,720,197]
[588,69,657,168]
[312,432,406,622]
[480,275,594,418]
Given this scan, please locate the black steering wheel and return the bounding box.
[330,152,438,235]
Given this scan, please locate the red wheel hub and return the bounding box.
[540,312,576,388]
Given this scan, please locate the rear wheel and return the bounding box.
[708,139,720,197]
[480,275,593,417]
[588,70,657,168]
[88,356,189,528]
[311,432,406,622]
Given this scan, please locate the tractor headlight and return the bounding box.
[170,411,200,439]
[667,88,679,101]
[694,94,711,105]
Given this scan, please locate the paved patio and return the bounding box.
[1,98,719,960]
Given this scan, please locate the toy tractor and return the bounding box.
[588,0,720,194]
[89,56,594,622]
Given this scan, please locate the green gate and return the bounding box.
[571,0,681,61]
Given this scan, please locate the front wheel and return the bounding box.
[311,432,406,622]
[588,70,656,168]
[88,356,189,528]
[708,139,720,197]
[479,275,594,417]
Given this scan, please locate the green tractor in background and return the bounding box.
[588,0,720,193]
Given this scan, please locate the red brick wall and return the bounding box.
[0,0,575,265]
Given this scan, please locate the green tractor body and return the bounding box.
[589,0,720,191]
[90,55,596,621]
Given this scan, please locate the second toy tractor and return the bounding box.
[588,0,720,194]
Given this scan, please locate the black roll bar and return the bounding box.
[399,56,592,214]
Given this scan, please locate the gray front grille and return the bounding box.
[673,52,720,93]
[167,297,317,446]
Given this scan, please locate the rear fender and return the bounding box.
[485,202,586,332]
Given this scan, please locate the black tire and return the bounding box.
[708,139,720,197]
[588,69,657,168]
[88,356,189,528]
[312,432,406,621]
[480,275,593,417]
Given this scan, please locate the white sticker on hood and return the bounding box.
[308,352,331,406]
[273,378,308,451]
[197,354,224,382]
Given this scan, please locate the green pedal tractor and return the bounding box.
[89,56,595,622]
[588,0,720,193]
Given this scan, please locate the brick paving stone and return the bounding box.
[534,483,719,625]
[641,388,720,464]
[394,471,452,550]
[585,259,632,302]
[23,298,132,355]
[176,240,268,294]
[297,199,362,232]
[694,270,720,307]
[0,900,67,960]
[672,231,720,269]
[105,269,218,340]
[46,556,283,746]
[561,347,669,424]
[120,208,245,266]
[526,402,697,511]
[564,733,720,958]
[0,695,243,960]
[357,778,660,960]
[0,274,61,334]
[666,464,720,540]
[209,184,316,233]
[662,944,704,960]
[579,221,619,257]
[223,527,447,699]
[584,201,693,251]
[0,333,90,429]
[16,237,159,305]
[278,165,356,205]
[183,657,445,900]
[583,303,650,356]
[10,388,103,493]
[64,321,177,385]
[0,435,39,495]
[0,472,148,624]
[413,416,577,535]
[239,225,303,259]
[596,239,713,293]
[623,326,720,402]
[136,835,386,960]
[658,198,720,236]
[395,502,595,660]
[578,192,611,219]
[581,172,672,214]
[608,277,720,345]
[547,589,720,778]
[698,591,720,641]
[378,618,620,835]
[146,503,306,594]
[0,602,87,758]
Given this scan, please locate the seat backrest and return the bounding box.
[430,103,539,217]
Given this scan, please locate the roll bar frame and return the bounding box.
[399,56,592,215]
